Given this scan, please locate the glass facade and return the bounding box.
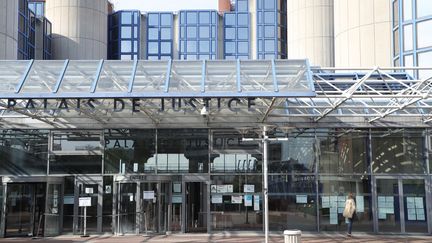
[147,12,173,60]
[179,10,218,60]
[393,0,432,78]
[28,1,44,18]
[0,128,431,235]
[256,0,287,59]
[18,0,36,60]
[108,11,141,60]
[224,0,250,59]
[43,18,52,60]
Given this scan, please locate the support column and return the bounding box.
[97,181,103,233]
[0,183,7,237]
[136,182,141,234]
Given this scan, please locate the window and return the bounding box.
[403,0,412,21]
[161,42,171,54]
[417,20,432,49]
[199,26,210,38]
[237,0,248,12]
[264,0,275,10]
[417,0,432,18]
[393,28,400,56]
[265,26,275,38]
[187,26,197,38]
[238,13,248,26]
[238,42,248,54]
[403,24,412,51]
[187,12,197,24]
[161,13,171,26]
[393,0,399,27]
[418,51,432,79]
[225,28,235,39]
[148,42,159,54]
[187,40,197,53]
[121,41,132,52]
[121,26,132,38]
[265,40,275,52]
[148,28,158,40]
[264,12,275,24]
[199,41,210,52]
[225,42,235,54]
[199,12,210,24]
[148,14,159,26]
[161,28,171,40]
[121,12,132,24]
[238,28,248,40]
[225,13,236,25]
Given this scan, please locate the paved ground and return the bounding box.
[0,233,431,243]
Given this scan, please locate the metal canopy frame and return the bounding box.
[0,60,432,129]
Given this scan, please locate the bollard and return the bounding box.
[283,230,301,243]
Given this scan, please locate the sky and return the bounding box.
[111,0,218,12]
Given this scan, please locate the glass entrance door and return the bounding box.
[117,183,137,234]
[5,183,45,237]
[185,182,207,232]
[140,182,169,234]
[376,177,428,233]
[77,182,99,234]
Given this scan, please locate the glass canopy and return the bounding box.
[0,60,431,129]
[2,59,315,98]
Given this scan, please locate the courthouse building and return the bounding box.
[0,0,431,237]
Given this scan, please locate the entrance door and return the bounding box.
[185,182,207,232]
[375,177,428,233]
[117,183,137,234]
[5,183,45,237]
[76,180,101,234]
[140,182,169,234]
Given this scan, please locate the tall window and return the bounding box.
[393,0,432,79]
[28,1,44,18]
[256,0,287,59]
[224,0,250,59]
[108,11,140,60]
[147,12,173,60]
[43,18,52,60]
[18,0,33,60]
[179,10,219,60]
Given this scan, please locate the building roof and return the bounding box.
[0,59,431,129]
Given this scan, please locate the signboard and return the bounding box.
[172,195,182,204]
[254,195,260,211]
[244,184,255,193]
[296,195,307,204]
[244,195,253,206]
[231,195,242,204]
[79,197,92,207]
[85,188,94,194]
[211,195,223,204]
[173,183,181,193]
[133,163,138,172]
[143,191,155,200]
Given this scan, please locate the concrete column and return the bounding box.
[0,0,19,59]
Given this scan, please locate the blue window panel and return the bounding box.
[264,12,275,24]
[225,42,235,54]
[148,13,159,26]
[161,27,171,40]
[238,42,248,54]
[180,27,185,39]
[161,42,172,54]
[199,41,210,53]
[180,41,185,52]
[148,56,159,60]
[237,0,248,12]
[187,41,197,53]
[238,13,248,26]
[160,13,172,26]
[187,12,197,24]
[121,26,132,38]
[134,26,138,38]
[187,55,197,60]
[225,13,236,25]
[265,40,275,52]
[264,0,275,10]
[133,41,138,52]
[199,26,210,38]
[187,26,197,38]
[212,41,216,52]
[417,0,432,18]
[160,56,172,60]
[121,41,132,52]
[199,55,211,60]
[212,26,216,38]
[121,12,132,24]
[225,56,236,60]
[238,27,249,40]
[264,26,275,38]
[225,28,236,39]
[148,28,158,40]
[199,12,210,24]
[148,42,159,54]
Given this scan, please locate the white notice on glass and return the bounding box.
[407,197,415,209]
[231,195,242,204]
[378,196,386,208]
[407,208,416,220]
[356,196,364,213]
[243,184,255,193]
[321,196,330,208]
[143,191,155,200]
[217,185,226,193]
[79,197,92,207]
[211,195,223,204]
[330,214,338,225]
[133,163,138,172]
[173,183,181,193]
[415,197,424,209]
[85,188,94,194]
[226,185,234,193]
[296,195,307,204]
[254,195,260,211]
